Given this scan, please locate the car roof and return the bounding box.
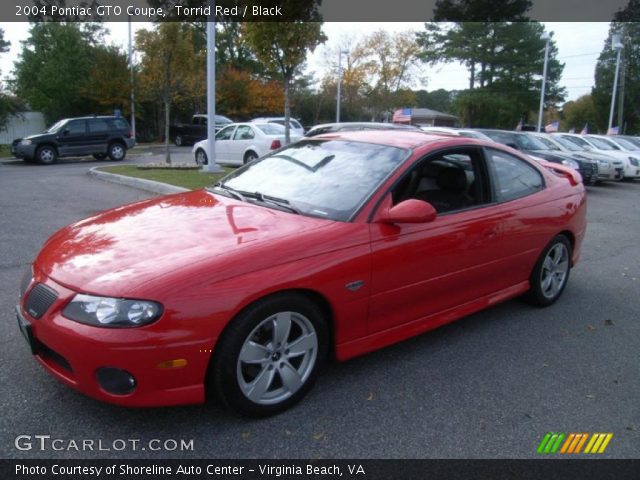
[307,129,482,150]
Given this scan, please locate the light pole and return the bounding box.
[336,50,348,123]
[128,17,136,140]
[203,0,222,173]
[608,33,623,133]
[537,31,551,133]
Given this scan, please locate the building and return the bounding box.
[0,111,46,144]
[392,108,458,127]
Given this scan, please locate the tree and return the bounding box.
[217,67,284,119]
[80,46,131,116]
[592,16,640,133]
[418,20,565,127]
[0,29,24,131]
[243,1,326,143]
[136,23,204,162]
[561,95,598,132]
[415,89,458,114]
[11,23,104,123]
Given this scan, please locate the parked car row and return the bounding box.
[191,121,640,185]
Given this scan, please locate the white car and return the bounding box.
[552,133,640,180]
[250,117,305,137]
[588,135,640,180]
[192,123,301,166]
[419,126,494,141]
[529,132,622,182]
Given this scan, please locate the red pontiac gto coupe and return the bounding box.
[17,131,587,417]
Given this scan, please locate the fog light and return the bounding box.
[96,367,136,395]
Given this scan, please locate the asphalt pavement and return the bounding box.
[0,153,638,459]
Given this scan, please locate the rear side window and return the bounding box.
[89,119,110,133]
[486,149,543,202]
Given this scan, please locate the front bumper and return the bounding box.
[16,272,212,407]
[13,143,36,159]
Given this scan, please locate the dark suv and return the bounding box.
[13,116,135,164]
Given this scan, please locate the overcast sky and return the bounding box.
[0,22,611,103]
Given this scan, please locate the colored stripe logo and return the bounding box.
[537,433,613,454]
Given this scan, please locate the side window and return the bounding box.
[233,125,255,140]
[392,148,486,214]
[88,119,110,133]
[216,126,235,140]
[65,120,86,135]
[291,120,302,129]
[485,149,544,202]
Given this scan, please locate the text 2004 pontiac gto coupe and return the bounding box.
[17,130,586,417]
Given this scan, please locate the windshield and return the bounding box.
[552,136,583,151]
[46,120,66,133]
[533,136,561,150]
[256,123,285,135]
[560,135,591,149]
[517,134,549,150]
[218,139,408,221]
[587,136,618,150]
[611,137,639,150]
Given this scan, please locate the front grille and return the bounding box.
[25,283,58,319]
[39,342,73,373]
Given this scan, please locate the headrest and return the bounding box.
[436,167,467,191]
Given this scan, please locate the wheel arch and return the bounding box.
[214,288,336,358]
[556,230,575,265]
[243,148,259,162]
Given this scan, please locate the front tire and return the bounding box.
[108,142,126,161]
[525,235,572,307]
[36,145,57,165]
[209,293,328,417]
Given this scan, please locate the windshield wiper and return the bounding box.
[209,183,246,202]
[247,192,302,215]
[210,184,301,214]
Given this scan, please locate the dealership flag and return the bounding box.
[392,108,412,123]
[515,119,523,131]
[607,126,619,135]
[545,121,560,133]
[580,123,588,135]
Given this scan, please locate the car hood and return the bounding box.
[525,149,575,163]
[36,190,335,297]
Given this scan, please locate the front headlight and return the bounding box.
[597,159,609,166]
[20,139,32,146]
[63,294,163,328]
[561,159,580,170]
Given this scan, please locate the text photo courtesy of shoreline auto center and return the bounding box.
[0,0,639,479]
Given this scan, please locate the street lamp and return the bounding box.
[608,32,623,133]
[537,31,551,133]
[203,0,223,173]
[336,50,349,123]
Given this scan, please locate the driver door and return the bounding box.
[367,147,509,334]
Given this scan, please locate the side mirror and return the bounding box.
[62,129,70,136]
[377,199,437,224]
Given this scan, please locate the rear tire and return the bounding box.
[244,151,258,164]
[208,293,328,417]
[195,149,208,166]
[524,235,572,307]
[36,145,57,165]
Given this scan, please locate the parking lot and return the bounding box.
[0,154,638,459]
